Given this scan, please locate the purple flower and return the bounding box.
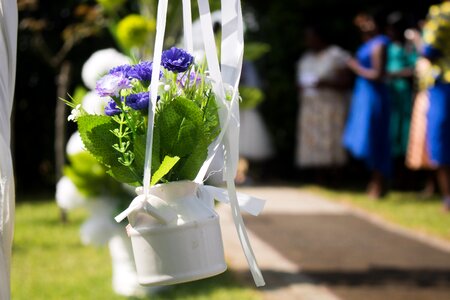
[125,92,150,110]
[96,72,131,97]
[108,64,133,77]
[178,71,202,88]
[128,61,160,82]
[161,47,194,73]
[104,100,121,116]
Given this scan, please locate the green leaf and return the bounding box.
[151,94,222,182]
[151,126,161,172]
[176,138,209,180]
[133,133,147,172]
[156,96,204,157]
[201,92,221,144]
[107,165,141,186]
[77,115,120,167]
[150,156,180,186]
[78,115,144,185]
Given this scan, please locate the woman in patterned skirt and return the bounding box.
[295,25,351,175]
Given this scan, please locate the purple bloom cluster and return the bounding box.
[108,61,162,85]
[161,47,194,73]
[96,47,196,117]
[125,92,150,110]
[96,72,131,97]
[128,61,156,82]
[105,100,121,116]
[108,64,133,77]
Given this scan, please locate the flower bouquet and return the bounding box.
[69,47,219,187]
[67,47,228,285]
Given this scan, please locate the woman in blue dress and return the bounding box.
[343,12,391,198]
[422,1,450,210]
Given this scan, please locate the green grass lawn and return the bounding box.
[12,198,261,300]
[306,185,450,241]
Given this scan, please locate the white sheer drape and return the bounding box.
[0,0,17,299]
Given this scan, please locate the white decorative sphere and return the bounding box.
[82,91,109,115]
[66,131,85,156]
[55,176,86,211]
[82,48,130,90]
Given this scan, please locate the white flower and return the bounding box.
[82,48,131,90]
[66,131,85,155]
[164,84,170,91]
[55,176,86,211]
[67,104,81,121]
[81,91,109,115]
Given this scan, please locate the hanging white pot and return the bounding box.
[125,181,227,286]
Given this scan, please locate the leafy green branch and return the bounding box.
[111,114,134,167]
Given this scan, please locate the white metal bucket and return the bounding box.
[126,181,227,286]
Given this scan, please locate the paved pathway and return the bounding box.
[217,186,450,300]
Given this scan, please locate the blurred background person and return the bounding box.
[420,0,450,210]
[295,25,351,183]
[343,12,391,198]
[385,12,417,163]
[406,57,437,196]
[405,21,437,197]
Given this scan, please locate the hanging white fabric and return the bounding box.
[0,0,17,299]
[117,0,265,287]
[142,0,168,197]
[182,0,194,53]
[194,0,265,287]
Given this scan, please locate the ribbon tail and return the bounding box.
[236,192,265,216]
[114,202,142,223]
[201,185,265,216]
[226,178,265,287]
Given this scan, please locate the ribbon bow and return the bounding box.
[115,184,265,226]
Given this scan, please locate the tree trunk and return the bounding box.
[55,61,72,223]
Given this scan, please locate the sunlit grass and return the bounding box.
[11,198,261,300]
[305,185,450,241]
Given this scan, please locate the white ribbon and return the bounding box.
[199,185,265,217]
[182,0,194,53]
[142,0,168,197]
[119,0,266,287]
[115,184,265,224]
[196,0,265,287]
[114,193,178,225]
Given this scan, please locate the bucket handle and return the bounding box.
[115,194,177,226]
